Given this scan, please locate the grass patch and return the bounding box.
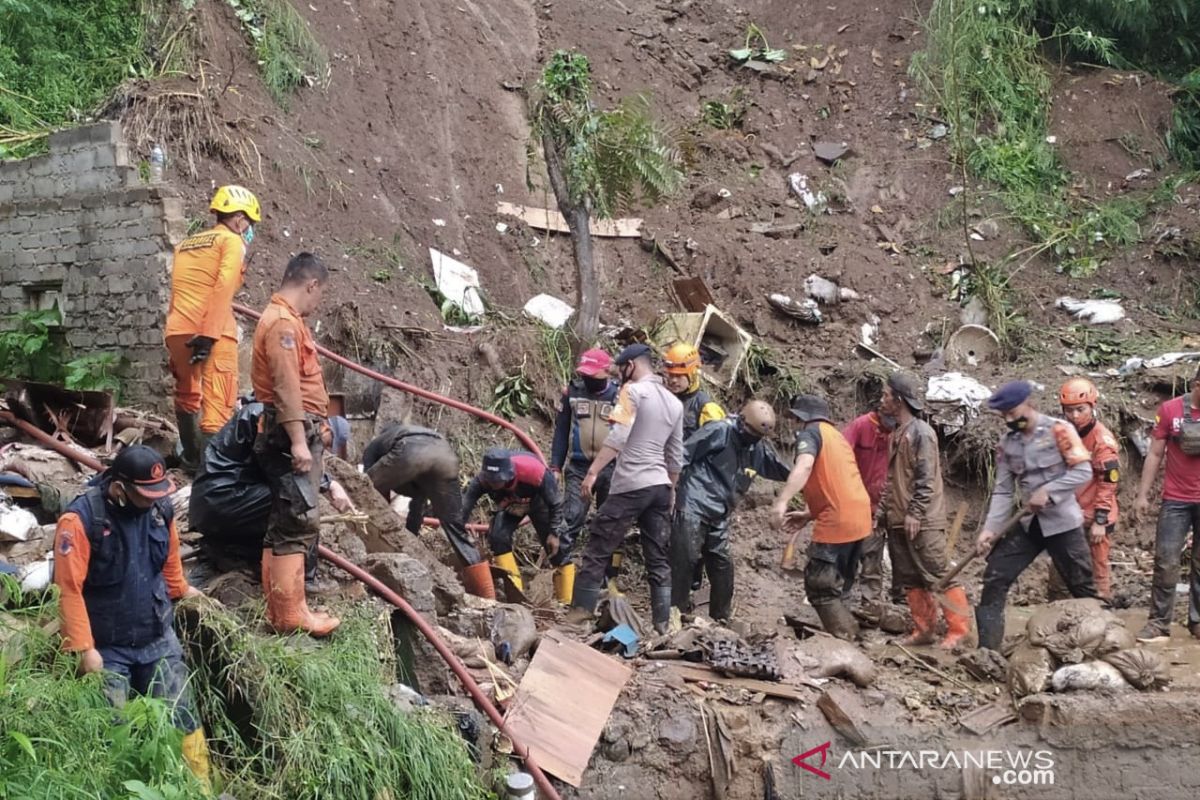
[537,325,575,389]
[224,0,329,107]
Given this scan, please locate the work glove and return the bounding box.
[187,335,217,364]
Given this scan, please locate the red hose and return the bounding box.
[0,411,104,472]
[232,303,545,463]
[318,545,561,800]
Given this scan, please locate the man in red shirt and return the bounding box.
[842,407,896,620]
[1134,367,1200,642]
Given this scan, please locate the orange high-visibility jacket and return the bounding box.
[165,225,246,341]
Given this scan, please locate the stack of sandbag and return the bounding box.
[1008,598,1168,697]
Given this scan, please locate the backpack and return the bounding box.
[1178,395,1200,456]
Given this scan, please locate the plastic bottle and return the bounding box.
[505,771,535,800]
[149,144,165,183]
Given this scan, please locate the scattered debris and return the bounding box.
[1056,296,1125,325]
[522,294,575,329]
[671,663,808,701]
[708,637,782,681]
[787,172,827,213]
[654,306,753,388]
[860,315,880,347]
[1118,351,1200,374]
[505,629,632,787]
[749,221,806,238]
[959,647,1008,683]
[1008,643,1055,698]
[946,324,1001,367]
[957,701,1016,736]
[793,635,876,688]
[496,201,643,238]
[767,293,822,324]
[1102,648,1170,690]
[1050,661,1130,693]
[601,624,639,658]
[817,687,870,746]
[970,219,1000,240]
[1125,167,1153,181]
[812,141,850,165]
[929,123,949,140]
[804,274,860,304]
[490,604,539,662]
[672,276,715,313]
[925,372,992,432]
[429,248,486,319]
[0,502,38,542]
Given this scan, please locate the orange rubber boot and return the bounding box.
[901,589,937,646]
[265,552,340,637]
[461,561,497,600]
[938,586,971,650]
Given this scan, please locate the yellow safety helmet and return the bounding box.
[662,342,701,376]
[209,185,262,223]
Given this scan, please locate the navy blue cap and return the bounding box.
[111,444,174,498]
[480,447,515,483]
[987,380,1032,412]
[614,343,653,366]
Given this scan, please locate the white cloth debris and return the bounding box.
[0,503,38,543]
[787,172,827,213]
[1118,352,1200,375]
[1056,296,1125,325]
[804,274,860,304]
[860,315,880,347]
[926,372,993,432]
[523,294,575,329]
[18,558,52,592]
[429,248,485,318]
[767,293,822,324]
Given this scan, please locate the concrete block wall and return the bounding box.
[0,121,185,407]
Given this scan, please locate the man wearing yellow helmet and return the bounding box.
[165,185,261,468]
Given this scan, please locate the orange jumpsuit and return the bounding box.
[165,225,246,433]
[1048,420,1120,599]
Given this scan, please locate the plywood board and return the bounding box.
[496,201,643,238]
[504,629,632,787]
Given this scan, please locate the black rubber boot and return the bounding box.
[706,555,735,622]
[175,409,201,470]
[651,585,673,635]
[975,603,1006,651]
[815,600,860,641]
[565,581,603,625]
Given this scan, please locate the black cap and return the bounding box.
[887,371,925,412]
[614,343,653,366]
[788,394,833,424]
[480,447,515,484]
[111,445,174,499]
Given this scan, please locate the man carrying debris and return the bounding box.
[165,185,260,468]
[251,252,339,637]
[974,381,1096,651]
[549,349,619,590]
[842,403,897,622]
[1049,378,1119,601]
[671,400,792,621]
[189,400,355,580]
[53,446,211,788]
[1133,366,1200,642]
[877,373,970,649]
[362,423,494,598]
[770,394,871,640]
[461,447,565,596]
[567,343,684,634]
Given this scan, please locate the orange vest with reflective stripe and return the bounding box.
[165,225,245,340]
[803,422,872,544]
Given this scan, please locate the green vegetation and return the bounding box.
[701,90,747,130]
[0,0,149,157]
[529,50,683,350]
[0,309,126,395]
[739,343,811,406]
[224,0,329,106]
[537,326,576,389]
[489,366,535,420]
[727,23,788,65]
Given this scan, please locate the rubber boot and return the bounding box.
[690,559,704,592]
[197,429,214,461]
[938,586,971,650]
[565,580,603,625]
[552,563,576,604]
[814,600,860,641]
[266,552,340,637]
[651,585,673,635]
[901,589,937,646]
[175,409,201,470]
[706,556,735,623]
[181,727,212,792]
[461,561,496,600]
[492,551,523,592]
[605,551,624,596]
[975,602,1005,651]
[260,548,272,587]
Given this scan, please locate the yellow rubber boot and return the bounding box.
[181,727,212,792]
[606,552,624,596]
[553,563,576,604]
[493,551,523,592]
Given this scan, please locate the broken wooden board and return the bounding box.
[496,201,643,238]
[958,701,1017,736]
[671,662,812,699]
[504,628,632,787]
[672,276,713,313]
[817,686,870,746]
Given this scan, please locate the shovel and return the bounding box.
[932,506,1027,594]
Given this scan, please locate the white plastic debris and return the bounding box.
[18,558,52,592]
[1125,167,1152,181]
[0,503,38,543]
[926,372,993,432]
[767,293,822,324]
[787,172,827,213]
[804,274,859,304]
[523,294,575,329]
[1056,296,1125,325]
[495,222,509,234]
[860,315,880,347]
[433,219,447,227]
[429,248,486,318]
[390,494,411,519]
[1118,352,1200,375]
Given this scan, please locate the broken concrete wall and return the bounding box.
[0,121,184,407]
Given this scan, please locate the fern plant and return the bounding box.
[529,50,683,353]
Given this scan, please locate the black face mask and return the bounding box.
[1006,416,1030,433]
[619,365,634,384]
[583,376,609,394]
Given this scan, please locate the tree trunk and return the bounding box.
[541,131,599,357]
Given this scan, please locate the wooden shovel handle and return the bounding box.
[933,507,1026,592]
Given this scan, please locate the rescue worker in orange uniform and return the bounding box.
[1049,378,1119,600]
[251,252,339,637]
[770,394,872,640]
[53,446,211,788]
[165,185,261,468]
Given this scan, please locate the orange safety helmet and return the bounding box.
[1059,377,1099,407]
[662,342,701,376]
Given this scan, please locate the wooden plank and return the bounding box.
[496,201,643,238]
[672,276,713,313]
[504,629,632,787]
[671,663,810,700]
[958,701,1017,736]
[817,687,870,746]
